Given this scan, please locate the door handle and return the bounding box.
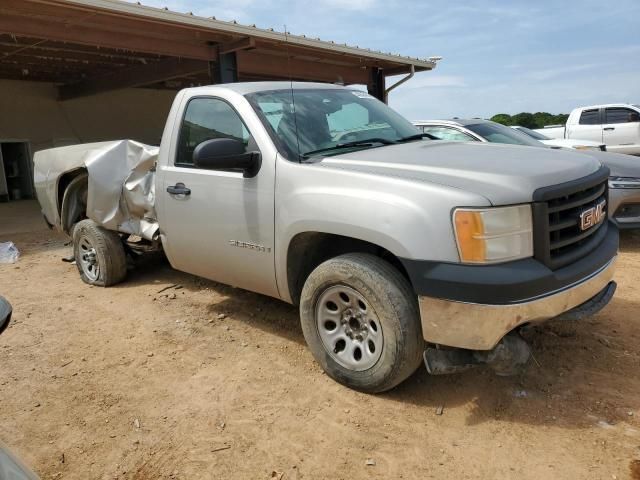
[167,183,191,195]
[604,127,615,131]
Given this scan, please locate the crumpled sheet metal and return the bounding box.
[34,140,160,240]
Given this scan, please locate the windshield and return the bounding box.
[466,122,545,147]
[246,88,421,159]
[515,126,550,141]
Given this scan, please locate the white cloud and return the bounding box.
[317,0,378,10]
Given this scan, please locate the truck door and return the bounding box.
[602,106,640,155]
[568,108,603,143]
[157,96,278,298]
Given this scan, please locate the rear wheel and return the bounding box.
[73,219,127,287]
[299,253,423,393]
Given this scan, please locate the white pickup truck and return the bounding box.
[537,104,640,156]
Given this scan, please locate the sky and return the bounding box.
[127,0,640,120]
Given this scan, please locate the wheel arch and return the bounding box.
[58,167,88,235]
[284,231,413,305]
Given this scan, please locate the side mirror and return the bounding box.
[192,138,261,178]
[0,296,11,336]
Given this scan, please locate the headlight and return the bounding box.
[608,177,640,189]
[453,205,533,264]
[574,145,600,151]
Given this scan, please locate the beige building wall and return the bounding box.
[0,79,177,152]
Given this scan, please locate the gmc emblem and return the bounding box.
[579,199,606,231]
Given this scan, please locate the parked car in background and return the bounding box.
[414,119,640,229]
[511,125,606,151]
[535,104,640,156]
[414,118,545,146]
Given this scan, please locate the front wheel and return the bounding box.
[299,253,424,393]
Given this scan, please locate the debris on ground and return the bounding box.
[0,242,19,264]
[435,405,444,415]
[157,284,178,294]
[211,445,231,453]
[366,458,376,466]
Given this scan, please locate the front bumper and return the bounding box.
[609,188,640,229]
[418,256,616,350]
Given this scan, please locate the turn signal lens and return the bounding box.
[453,205,533,264]
[454,211,486,262]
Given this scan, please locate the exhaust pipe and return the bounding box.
[424,332,531,376]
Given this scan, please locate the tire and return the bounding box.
[299,253,424,393]
[72,219,127,287]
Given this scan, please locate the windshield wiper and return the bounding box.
[398,133,437,142]
[302,138,397,158]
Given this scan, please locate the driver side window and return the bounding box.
[176,97,251,166]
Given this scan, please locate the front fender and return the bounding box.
[274,159,490,302]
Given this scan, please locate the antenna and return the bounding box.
[284,25,302,160]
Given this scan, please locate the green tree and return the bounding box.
[490,113,512,126]
[552,113,569,126]
[511,112,537,129]
[532,112,554,128]
[489,112,570,128]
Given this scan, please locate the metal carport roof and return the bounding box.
[0,0,440,101]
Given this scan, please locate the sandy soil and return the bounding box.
[1,200,640,480]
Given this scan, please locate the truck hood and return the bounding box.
[320,141,601,205]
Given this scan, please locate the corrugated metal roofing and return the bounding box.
[62,0,438,70]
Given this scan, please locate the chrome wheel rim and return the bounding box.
[315,285,383,371]
[78,237,99,281]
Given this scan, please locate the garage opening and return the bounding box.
[0,141,34,202]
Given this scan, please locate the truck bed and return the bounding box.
[33,140,160,240]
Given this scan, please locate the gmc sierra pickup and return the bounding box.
[34,82,618,392]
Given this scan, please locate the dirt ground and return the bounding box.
[1,200,640,480]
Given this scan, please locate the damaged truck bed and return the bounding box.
[34,140,159,240]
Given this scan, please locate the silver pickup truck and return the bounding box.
[34,82,619,392]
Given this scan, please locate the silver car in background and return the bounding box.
[511,125,606,151]
[414,118,640,229]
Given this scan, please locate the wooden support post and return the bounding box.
[367,67,386,103]
[209,51,238,84]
